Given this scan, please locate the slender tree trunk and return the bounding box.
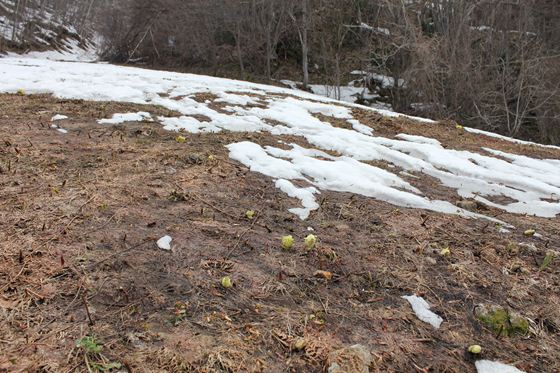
[265,0,273,79]
[236,23,245,73]
[12,0,20,42]
[334,53,341,100]
[266,41,272,78]
[301,0,309,88]
[81,0,96,35]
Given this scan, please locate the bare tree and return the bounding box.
[288,0,311,88]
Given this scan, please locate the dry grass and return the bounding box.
[0,94,559,373]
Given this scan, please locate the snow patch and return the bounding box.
[402,295,443,329]
[50,124,68,133]
[157,236,172,251]
[498,227,512,234]
[475,360,526,373]
[51,114,69,121]
[275,179,320,220]
[465,127,560,151]
[1,57,558,222]
[395,134,442,147]
[9,39,97,62]
[348,119,374,136]
[98,112,153,124]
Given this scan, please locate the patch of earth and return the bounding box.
[0,94,559,373]
[352,110,560,160]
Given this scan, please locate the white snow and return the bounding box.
[349,71,406,89]
[348,119,374,135]
[50,124,68,134]
[357,23,391,36]
[9,38,98,62]
[98,112,153,124]
[51,114,68,121]
[275,179,320,220]
[402,295,443,329]
[215,92,260,106]
[475,360,526,373]
[157,235,172,251]
[280,78,389,110]
[370,73,406,89]
[464,127,560,151]
[376,27,391,36]
[1,1,97,63]
[1,57,559,222]
[309,84,382,106]
[395,134,442,146]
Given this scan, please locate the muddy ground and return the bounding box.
[1,94,559,373]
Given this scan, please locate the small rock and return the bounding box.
[293,337,307,351]
[475,304,529,336]
[456,200,478,211]
[186,154,203,164]
[328,344,372,373]
[314,270,333,280]
[425,257,437,265]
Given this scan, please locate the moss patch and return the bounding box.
[475,304,529,336]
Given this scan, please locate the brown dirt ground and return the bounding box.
[1,94,559,373]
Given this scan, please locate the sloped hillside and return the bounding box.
[0,57,559,373]
[0,0,93,57]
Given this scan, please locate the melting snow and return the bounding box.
[465,127,560,151]
[475,360,526,373]
[157,235,172,251]
[98,112,153,124]
[8,39,98,62]
[50,124,68,134]
[1,57,559,222]
[274,179,320,220]
[402,295,443,329]
[498,227,512,234]
[51,114,69,121]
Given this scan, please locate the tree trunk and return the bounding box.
[12,0,20,42]
[334,53,341,100]
[301,0,309,88]
[265,0,273,79]
[236,23,245,73]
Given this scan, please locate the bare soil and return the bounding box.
[1,94,559,373]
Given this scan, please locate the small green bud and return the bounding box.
[468,345,482,354]
[221,276,233,289]
[304,234,317,249]
[523,229,536,237]
[282,235,294,250]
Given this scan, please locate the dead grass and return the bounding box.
[0,94,559,373]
